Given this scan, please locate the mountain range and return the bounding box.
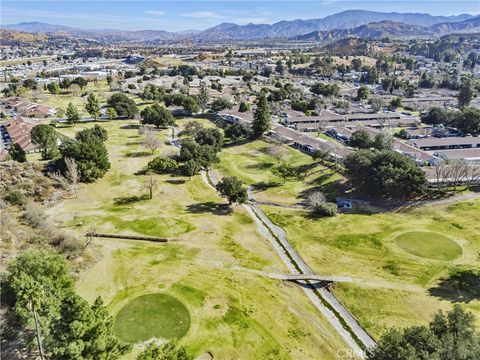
[294,17,480,41]
[3,10,479,42]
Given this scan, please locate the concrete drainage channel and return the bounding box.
[171,127,375,357]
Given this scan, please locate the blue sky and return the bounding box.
[2,1,479,32]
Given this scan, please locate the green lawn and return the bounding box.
[214,139,342,205]
[31,80,152,116]
[47,120,347,359]
[395,231,463,261]
[114,293,190,343]
[260,202,480,338]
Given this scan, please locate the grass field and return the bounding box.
[261,203,480,338]
[114,293,190,343]
[46,119,348,359]
[203,128,480,339]
[395,231,463,261]
[214,140,342,205]
[30,80,153,117]
[45,115,480,354]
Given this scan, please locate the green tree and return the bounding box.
[107,93,138,118]
[179,140,219,169]
[344,150,426,198]
[361,66,379,84]
[349,129,372,149]
[210,98,232,112]
[31,124,59,160]
[47,82,60,96]
[225,123,251,142]
[196,86,210,112]
[48,295,131,360]
[356,85,370,101]
[252,94,270,138]
[182,96,199,114]
[65,102,80,124]
[352,58,362,71]
[137,341,190,360]
[181,160,201,180]
[215,176,248,205]
[106,107,117,120]
[5,250,75,359]
[75,124,108,142]
[8,143,27,162]
[60,127,110,182]
[451,107,480,135]
[374,131,394,150]
[457,77,476,107]
[85,93,100,121]
[368,305,480,360]
[421,107,451,126]
[389,96,402,110]
[141,103,175,128]
[271,162,299,183]
[148,156,178,174]
[238,101,250,112]
[73,77,88,90]
[194,127,224,151]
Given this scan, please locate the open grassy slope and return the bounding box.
[47,119,348,359]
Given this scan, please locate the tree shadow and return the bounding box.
[126,151,151,158]
[251,181,281,192]
[224,138,253,148]
[428,269,480,303]
[186,202,232,216]
[296,162,317,174]
[126,141,142,146]
[121,124,139,129]
[113,194,149,205]
[244,162,273,170]
[165,179,185,185]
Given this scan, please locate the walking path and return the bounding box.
[170,127,375,357]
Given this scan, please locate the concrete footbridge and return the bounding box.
[268,273,352,283]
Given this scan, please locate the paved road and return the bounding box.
[170,127,375,357]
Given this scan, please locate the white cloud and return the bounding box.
[145,10,165,16]
[180,11,225,19]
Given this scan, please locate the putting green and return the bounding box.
[114,293,190,343]
[395,231,462,261]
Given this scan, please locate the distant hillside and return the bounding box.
[294,17,480,42]
[3,21,180,42]
[3,11,478,43]
[193,10,475,41]
[0,29,48,46]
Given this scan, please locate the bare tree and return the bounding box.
[370,97,384,113]
[143,173,158,199]
[65,157,80,198]
[450,160,470,192]
[266,144,286,163]
[142,129,162,154]
[467,164,480,190]
[68,83,81,96]
[316,119,329,137]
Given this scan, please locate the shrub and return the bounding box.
[23,201,46,227]
[307,192,337,217]
[148,156,178,174]
[313,202,337,217]
[5,191,25,205]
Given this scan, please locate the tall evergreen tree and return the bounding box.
[252,94,270,138]
[85,93,101,121]
[65,102,80,124]
[8,143,27,162]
